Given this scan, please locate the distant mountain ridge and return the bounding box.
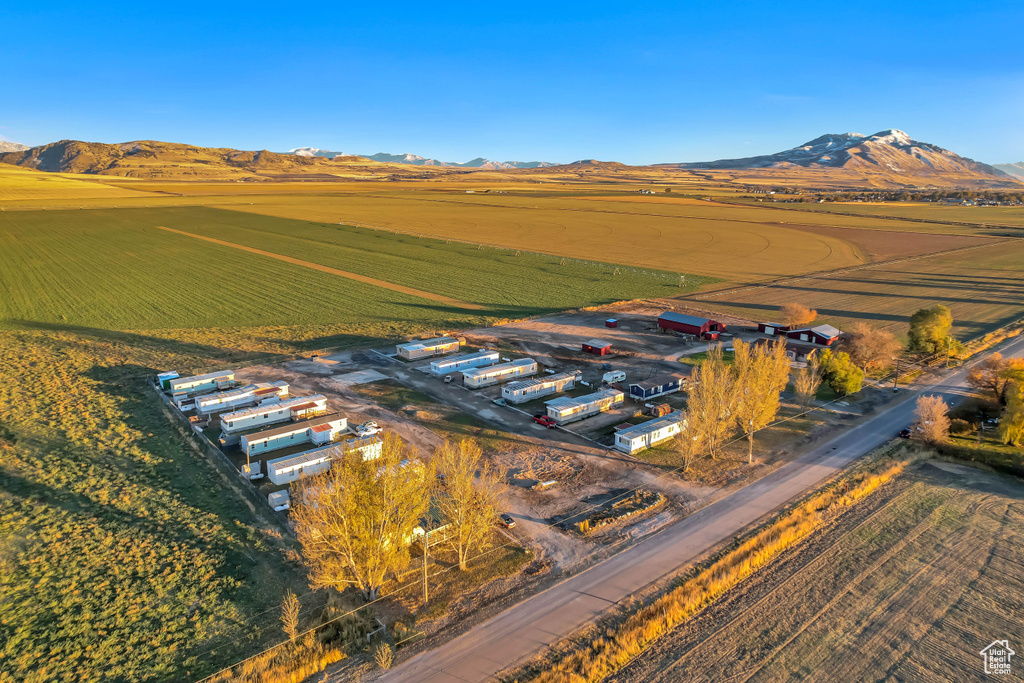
[290,147,557,169]
[994,162,1024,182]
[0,140,28,153]
[671,129,1009,181]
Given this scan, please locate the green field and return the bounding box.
[0,207,703,333]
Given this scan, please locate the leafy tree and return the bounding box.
[434,439,505,571]
[842,322,902,372]
[281,590,301,641]
[907,305,953,355]
[913,395,950,445]
[818,349,864,396]
[672,431,701,474]
[966,353,1023,404]
[778,303,817,328]
[292,433,430,600]
[999,366,1024,446]
[732,339,791,463]
[685,344,737,459]
[794,352,822,407]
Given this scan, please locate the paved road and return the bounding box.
[375,336,1024,683]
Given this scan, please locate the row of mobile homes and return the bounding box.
[195,381,289,416]
[429,350,499,376]
[545,389,624,425]
[396,336,461,360]
[265,435,383,485]
[169,371,236,396]
[657,311,724,340]
[241,413,347,457]
[582,339,612,356]
[218,394,328,446]
[462,358,538,388]
[627,374,684,401]
[502,371,579,404]
[614,411,686,454]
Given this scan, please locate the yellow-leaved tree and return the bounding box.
[434,439,505,571]
[732,339,791,463]
[685,344,737,460]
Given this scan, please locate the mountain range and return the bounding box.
[290,147,557,170]
[0,132,1021,187]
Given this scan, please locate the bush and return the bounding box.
[950,419,975,437]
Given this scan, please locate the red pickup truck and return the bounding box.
[532,414,557,428]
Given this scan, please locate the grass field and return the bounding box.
[691,237,1024,340]
[610,461,1024,682]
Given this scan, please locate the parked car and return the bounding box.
[356,420,380,436]
[493,398,507,406]
[499,514,516,529]
[899,428,911,439]
[443,375,453,384]
[533,415,557,428]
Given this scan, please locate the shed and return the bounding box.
[605,319,618,328]
[268,490,290,510]
[582,339,612,355]
[786,324,840,346]
[657,311,724,340]
[627,373,684,401]
[613,411,686,454]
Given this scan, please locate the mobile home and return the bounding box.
[614,411,686,454]
[462,358,538,388]
[156,371,179,390]
[168,371,236,396]
[241,413,347,458]
[545,389,624,425]
[396,336,461,360]
[266,436,382,485]
[627,374,684,401]
[429,350,499,376]
[502,371,579,404]
[195,381,289,416]
[218,394,328,446]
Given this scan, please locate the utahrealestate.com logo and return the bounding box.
[980,640,1015,675]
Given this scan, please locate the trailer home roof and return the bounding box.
[546,388,622,411]
[246,412,344,440]
[614,411,684,439]
[221,395,325,422]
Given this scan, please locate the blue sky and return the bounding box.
[2,1,1022,164]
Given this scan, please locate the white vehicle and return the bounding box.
[602,370,626,384]
[444,375,453,383]
[356,420,381,436]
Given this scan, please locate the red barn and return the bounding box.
[657,311,724,340]
[757,322,789,336]
[582,339,612,355]
[786,324,840,346]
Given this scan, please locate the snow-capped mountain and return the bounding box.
[289,148,556,169]
[674,129,1008,178]
[0,140,29,153]
[994,162,1024,182]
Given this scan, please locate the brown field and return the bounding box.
[691,238,1024,339]
[759,200,1024,232]
[609,461,1024,683]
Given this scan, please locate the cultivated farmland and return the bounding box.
[609,461,1024,683]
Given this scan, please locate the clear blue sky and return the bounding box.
[2,1,1022,164]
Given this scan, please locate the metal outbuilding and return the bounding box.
[462,358,538,388]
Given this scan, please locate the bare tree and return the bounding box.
[913,394,950,445]
[685,344,737,459]
[292,433,430,600]
[435,439,504,571]
[794,352,822,407]
[842,322,902,372]
[732,339,791,463]
[281,590,300,641]
[672,431,700,474]
[778,303,817,328]
[373,642,394,670]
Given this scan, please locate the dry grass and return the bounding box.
[515,444,927,683]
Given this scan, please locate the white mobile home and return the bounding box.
[168,371,236,396]
[502,371,579,404]
[195,381,289,416]
[613,411,686,454]
[241,413,347,457]
[462,358,538,388]
[545,389,624,425]
[396,337,461,360]
[266,436,383,485]
[429,350,500,376]
[218,394,328,446]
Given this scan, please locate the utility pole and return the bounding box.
[748,418,754,464]
[945,336,952,368]
[421,519,430,606]
[893,357,900,392]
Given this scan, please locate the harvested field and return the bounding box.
[609,461,1024,683]
[694,238,1024,339]
[759,200,1024,233]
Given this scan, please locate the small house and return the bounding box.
[501,371,579,404]
[786,324,840,346]
[429,350,500,376]
[462,358,538,388]
[614,411,686,454]
[582,339,612,355]
[627,374,684,401]
[657,311,724,340]
[396,336,461,360]
[545,389,624,424]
